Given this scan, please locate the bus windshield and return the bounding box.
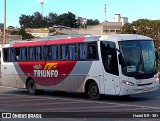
[119,40,157,78]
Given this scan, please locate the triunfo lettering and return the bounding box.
[34,70,58,77]
[33,63,59,78]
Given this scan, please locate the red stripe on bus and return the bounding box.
[46,38,85,45]
[13,38,85,47]
[18,61,77,86]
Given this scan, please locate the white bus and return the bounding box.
[1,34,159,99]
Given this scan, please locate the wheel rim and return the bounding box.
[91,85,98,96]
[29,82,35,93]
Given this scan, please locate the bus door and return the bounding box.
[101,41,120,95]
[102,52,120,95]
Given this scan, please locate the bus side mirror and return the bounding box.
[118,53,123,65]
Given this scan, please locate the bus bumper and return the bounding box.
[119,81,160,96]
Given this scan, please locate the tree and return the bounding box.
[31,12,46,28]
[19,14,33,28]
[47,12,58,27]
[55,12,79,28]
[121,23,136,34]
[121,19,160,50]
[19,12,58,28]
[86,19,100,25]
[19,11,100,29]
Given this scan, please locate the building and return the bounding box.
[28,28,49,38]
[76,17,87,27]
[72,22,122,35]
[73,14,128,35]
[114,14,128,26]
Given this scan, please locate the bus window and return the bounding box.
[44,46,51,60]
[3,48,14,62]
[79,42,98,60]
[51,45,58,60]
[69,44,77,60]
[88,42,98,60]
[15,48,21,61]
[35,47,42,61]
[29,47,35,61]
[101,41,119,75]
[61,45,69,60]
[21,48,27,61]
[79,43,88,60]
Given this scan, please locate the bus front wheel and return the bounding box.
[27,79,37,95]
[88,81,101,100]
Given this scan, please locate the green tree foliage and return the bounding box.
[55,12,79,28]
[19,14,33,28]
[121,19,160,50]
[121,19,160,71]
[19,11,101,29]
[19,12,57,28]
[121,23,136,34]
[47,12,58,27]
[86,19,100,25]
[32,12,46,28]
[19,11,81,28]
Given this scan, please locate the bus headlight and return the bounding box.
[122,80,135,86]
[155,77,159,83]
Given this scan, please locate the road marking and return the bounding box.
[1,93,160,111]
[36,105,160,111]
[0,98,47,103]
[24,94,160,110]
[0,101,90,107]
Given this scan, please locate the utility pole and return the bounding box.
[104,3,107,22]
[40,0,44,16]
[3,0,6,45]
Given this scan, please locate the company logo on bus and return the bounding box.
[33,63,58,78]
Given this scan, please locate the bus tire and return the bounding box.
[88,81,101,100]
[27,79,37,95]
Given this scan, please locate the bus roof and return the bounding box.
[9,35,101,47]
[2,34,152,48]
[99,34,152,42]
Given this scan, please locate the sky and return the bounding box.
[0,0,160,27]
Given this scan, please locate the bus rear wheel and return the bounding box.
[88,81,101,100]
[27,79,37,95]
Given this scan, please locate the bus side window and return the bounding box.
[29,47,35,61]
[3,48,14,62]
[101,41,119,76]
[88,42,98,60]
[51,45,58,60]
[35,46,42,61]
[44,46,51,60]
[21,48,27,61]
[15,48,21,61]
[69,44,77,60]
[61,45,69,60]
[79,43,88,60]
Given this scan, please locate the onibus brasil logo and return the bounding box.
[33,63,58,77]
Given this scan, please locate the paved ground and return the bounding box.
[0,86,160,121]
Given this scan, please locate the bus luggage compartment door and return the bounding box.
[2,64,17,88]
[104,73,120,95]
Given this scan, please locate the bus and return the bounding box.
[1,34,159,99]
